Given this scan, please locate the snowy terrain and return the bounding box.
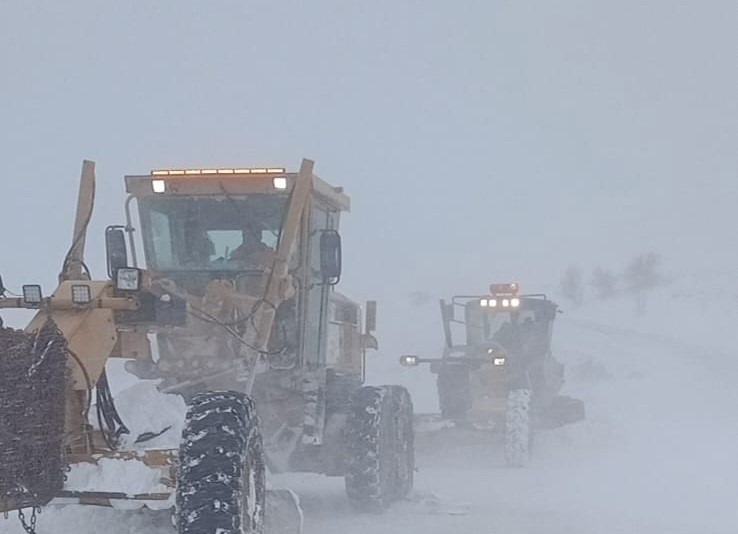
[1,271,737,533]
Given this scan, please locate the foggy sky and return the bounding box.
[1,1,735,356]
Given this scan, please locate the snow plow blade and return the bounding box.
[49,490,172,510]
[413,413,458,433]
[537,395,585,429]
[265,488,303,534]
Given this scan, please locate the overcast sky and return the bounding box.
[1,1,735,355]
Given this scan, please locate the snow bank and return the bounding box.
[564,267,738,353]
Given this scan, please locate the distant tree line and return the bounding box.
[559,252,664,313]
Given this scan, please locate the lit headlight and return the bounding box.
[511,298,520,307]
[493,357,506,366]
[272,176,288,190]
[480,299,488,307]
[502,299,510,307]
[489,299,498,307]
[399,355,420,367]
[71,284,92,304]
[152,179,166,193]
[116,268,141,291]
[22,285,43,306]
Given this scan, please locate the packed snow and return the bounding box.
[103,379,187,451]
[65,458,168,496]
[1,271,737,533]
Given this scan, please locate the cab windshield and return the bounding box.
[480,310,537,348]
[465,303,548,354]
[138,194,288,271]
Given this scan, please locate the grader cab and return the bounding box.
[0,159,414,534]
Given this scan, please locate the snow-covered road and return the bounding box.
[1,296,737,534]
[285,317,738,534]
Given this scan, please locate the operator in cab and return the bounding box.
[229,222,275,268]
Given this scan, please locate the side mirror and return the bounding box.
[106,226,129,279]
[440,300,454,348]
[360,333,379,352]
[0,274,5,297]
[319,230,342,285]
[360,301,379,352]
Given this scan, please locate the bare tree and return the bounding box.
[560,265,584,307]
[623,252,662,313]
[590,267,618,299]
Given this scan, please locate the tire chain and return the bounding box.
[0,319,67,513]
[17,507,39,534]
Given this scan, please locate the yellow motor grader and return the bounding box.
[0,159,414,533]
[400,283,583,467]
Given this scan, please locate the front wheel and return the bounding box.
[505,388,532,467]
[176,391,266,534]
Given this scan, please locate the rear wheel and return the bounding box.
[176,391,266,534]
[345,385,415,511]
[505,388,532,467]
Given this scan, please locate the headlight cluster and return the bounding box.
[22,285,43,306]
[486,348,506,365]
[272,176,288,189]
[14,272,141,309]
[71,284,92,304]
[480,297,520,308]
[116,268,141,291]
[399,355,420,367]
[22,284,92,306]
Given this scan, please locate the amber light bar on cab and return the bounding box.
[151,167,286,176]
[149,167,289,193]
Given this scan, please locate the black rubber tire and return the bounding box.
[388,385,415,499]
[437,364,471,420]
[344,385,415,511]
[176,391,266,534]
[505,388,532,467]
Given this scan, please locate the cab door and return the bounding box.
[300,200,339,369]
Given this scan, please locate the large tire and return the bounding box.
[345,385,415,511]
[389,385,414,499]
[176,391,266,534]
[436,364,471,420]
[505,388,532,467]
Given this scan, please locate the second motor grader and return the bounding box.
[0,159,414,534]
[400,283,584,466]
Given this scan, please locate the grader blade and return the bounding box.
[537,395,586,429]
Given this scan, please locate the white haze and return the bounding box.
[0,1,736,533]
